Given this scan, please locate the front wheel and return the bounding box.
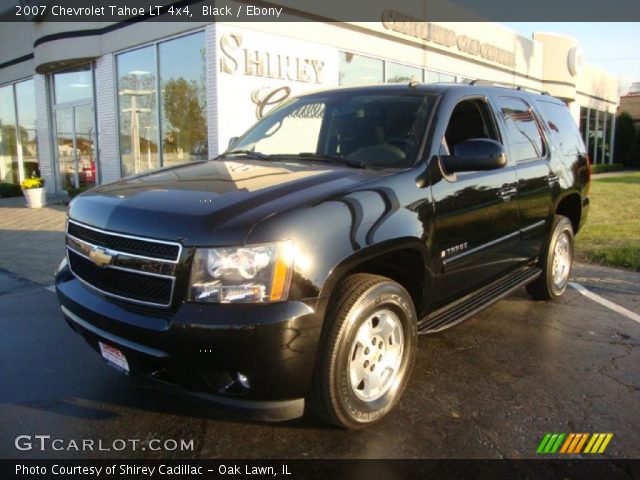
[526,215,575,300]
[310,274,417,429]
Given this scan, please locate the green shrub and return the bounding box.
[591,163,624,174]
[614,112,636,166]
[629,129,640,167]
[67,186,89,198]
[0,182,22,197]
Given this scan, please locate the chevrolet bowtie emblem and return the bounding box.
[89,247,114,268]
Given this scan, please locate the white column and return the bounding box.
[601,111,607,163]
[592,109,599,164]
[205,23,220,158]
[33,74,56,192]
[12,84,25,183]
[584,108,590,147]
[609,112,616,164]
[95,53,120,184]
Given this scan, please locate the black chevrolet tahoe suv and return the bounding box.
[55,83,590,428]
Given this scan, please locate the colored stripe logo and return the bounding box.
[537,433,613,454]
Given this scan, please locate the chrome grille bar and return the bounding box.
[65,219,183,308]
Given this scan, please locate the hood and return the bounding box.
[68,159,382,245]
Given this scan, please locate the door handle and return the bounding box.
[497,187,517,201]
[545,174,559,185]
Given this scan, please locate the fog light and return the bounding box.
[237,372,250,389]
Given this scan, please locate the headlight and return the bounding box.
[188,241,294,303]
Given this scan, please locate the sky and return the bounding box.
[502,22,640,93]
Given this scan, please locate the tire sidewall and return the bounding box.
[544,217,574,298]
[331,282,417,427]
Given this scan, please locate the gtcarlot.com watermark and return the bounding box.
[15,434,195,452]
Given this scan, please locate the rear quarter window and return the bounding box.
[535,100,586,157]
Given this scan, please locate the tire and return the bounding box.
[526,215,575,300]
[310,273,417,429]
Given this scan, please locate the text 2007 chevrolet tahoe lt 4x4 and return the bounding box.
[56,83,589,428]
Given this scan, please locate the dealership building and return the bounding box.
[0,14,620,194]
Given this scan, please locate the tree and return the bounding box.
[614,112,636,165]
[162,78,206,157]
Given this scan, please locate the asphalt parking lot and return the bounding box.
[1,199,639,459]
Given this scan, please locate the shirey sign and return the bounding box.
[214,25,338,150]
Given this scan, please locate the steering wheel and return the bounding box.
[385,137,416,149]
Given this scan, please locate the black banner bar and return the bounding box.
[2,459,640,480]
[1,0,640,22]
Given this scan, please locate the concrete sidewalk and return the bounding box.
[0,196,67,285]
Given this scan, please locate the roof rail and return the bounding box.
[468,79,495,86]
[469,79,550,95]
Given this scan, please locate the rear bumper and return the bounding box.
[55,265,321,418]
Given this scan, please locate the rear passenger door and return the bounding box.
[493,96,556,260]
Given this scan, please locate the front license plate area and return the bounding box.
[99,341,130,375]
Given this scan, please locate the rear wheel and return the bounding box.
[526,215,574,300]
[310,274,417,429]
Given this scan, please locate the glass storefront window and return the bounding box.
[425,71,440,83]
[0,85,18,184]
[15,79,39,178]
[159,31,207,167]
[0,79,39,185]
[579,106,588,145]
[53,64,93,104]
[426,70,456,83]
[339,52,383,86]
[117,31,206,177]
[386,62,422,83]
[117,45,159,177]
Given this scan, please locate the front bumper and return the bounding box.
[55,265,321,419]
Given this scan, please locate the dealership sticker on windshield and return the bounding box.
[99,342,129,374]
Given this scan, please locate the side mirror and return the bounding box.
[228,137,239,149]
[439,139,507,174]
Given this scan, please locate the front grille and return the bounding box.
[68,221,180,261]
[68,251,173,306]
[66,220,182,308]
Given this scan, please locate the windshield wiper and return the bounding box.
[294,153,368,169]
[218,149,271,160]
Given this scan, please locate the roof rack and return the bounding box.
[469,79,549,95]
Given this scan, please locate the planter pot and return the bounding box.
[23,187,46,208]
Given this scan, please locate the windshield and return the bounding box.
[227,92,435,169]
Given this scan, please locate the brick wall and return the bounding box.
[206,24,220,157]
[95,54,120,184]
[33,74,55,193]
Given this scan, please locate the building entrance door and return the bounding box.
[55,104,96,191]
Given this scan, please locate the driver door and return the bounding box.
[431,96,522,305]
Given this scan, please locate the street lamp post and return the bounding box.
[119,71,153,174]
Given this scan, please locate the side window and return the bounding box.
[443,98,499,155]
[498,97,546,162]
[535,100,586,157]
